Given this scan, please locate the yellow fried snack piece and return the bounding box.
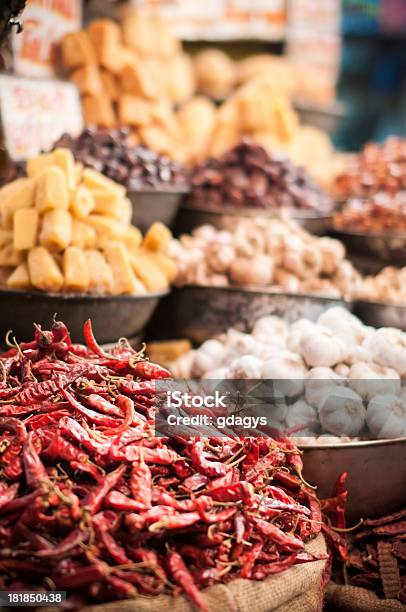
[63,247,90,292]
[53,148,77,191]
[6,262,31,290]
[61,30,97,69]
[142,250,177,282]
[71,219,97,248]
[91,189,124,218]
[104,242,145,295]
[0,178,29,206]
[82,168,126,196]
[70,186,95,218]
[26,153,55,178]
[92,189,121,213]
[1,179,35,227]
[85,249,115,294]
[0,228,12,248]
[35,167,69,212]
[142,221,172,252]
[74,162,83,185]
[130,252,168,292]
[13,208,39,251]
[86,215,126,240]
[122,225,142,254]
[0,244,23,267]
[40,210,72,250]
[28,247,63,292]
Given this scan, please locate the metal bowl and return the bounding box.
[175,204,334,236]
[0,288,168,344]
[332,229,406,265]
[148,285,352,344]
[302,438,406,522]
[127,187,189,233]
[354,299,406,331]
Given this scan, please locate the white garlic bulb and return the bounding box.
[305,367,343,409]
[300,329,347,367]
[367,394,406,439]
[319,386,366,436]
[348,362,400,400]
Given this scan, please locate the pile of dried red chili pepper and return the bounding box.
[0,319,326,610]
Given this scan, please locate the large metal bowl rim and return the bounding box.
[300,436,406,450]
[179,283,352,305]
[181,203,335,221]
[128,186,190,196]
[0,288,169,301]
[332,227,406,239]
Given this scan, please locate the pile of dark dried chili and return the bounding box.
[0,319,326,610]
[336,508,406,604]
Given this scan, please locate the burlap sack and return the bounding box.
[326,583,406,612]
[81,534,327,612]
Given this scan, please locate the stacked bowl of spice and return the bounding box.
[177,139,335,235]
[54,127,189,232]
[0,147,178,342]
[332,137,406,266]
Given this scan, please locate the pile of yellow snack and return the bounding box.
[61,9,194,159]
[60,8,337,185]
[0,148,176,296]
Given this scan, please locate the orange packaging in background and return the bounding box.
[132,0,286,40]
[12,0,82,77]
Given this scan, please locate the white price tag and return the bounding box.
[0,75,83,162]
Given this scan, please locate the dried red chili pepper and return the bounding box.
[167,550,209,612]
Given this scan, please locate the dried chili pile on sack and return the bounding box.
[0,320,326,610]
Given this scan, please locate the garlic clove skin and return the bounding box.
[171,351,195,378]
[228,355,262,379]
[317,307,366,338]
[318,386,366,436]
[202,367,230,380]
[191,339,227,377]
[225,329,259,356]
[348,362,400,401]
[252,316,288,345]
[367,394,406,439]
[261,353,306,398]
[300,329,347,367]
[285,400,319,432]
[286,319,319,354]
[305,367,343,409]
[335,363,350,377]
[363,328,406,377]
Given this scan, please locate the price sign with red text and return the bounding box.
[0,75,83,161]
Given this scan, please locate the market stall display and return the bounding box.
[332,192,406,266]
[61,11,194,160]
[170,218,360,298]
[0,319,327,610]
[54,128,188,231]
[333,193,406,233]
[207,77,336,185]
[331,508,406,604]
[334,136,406,200]
[0,148,176,296]
[180,140,334,234]
[170,306,406,442]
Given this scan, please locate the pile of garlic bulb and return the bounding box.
[167,216,362,299]
[171,307,406,442]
